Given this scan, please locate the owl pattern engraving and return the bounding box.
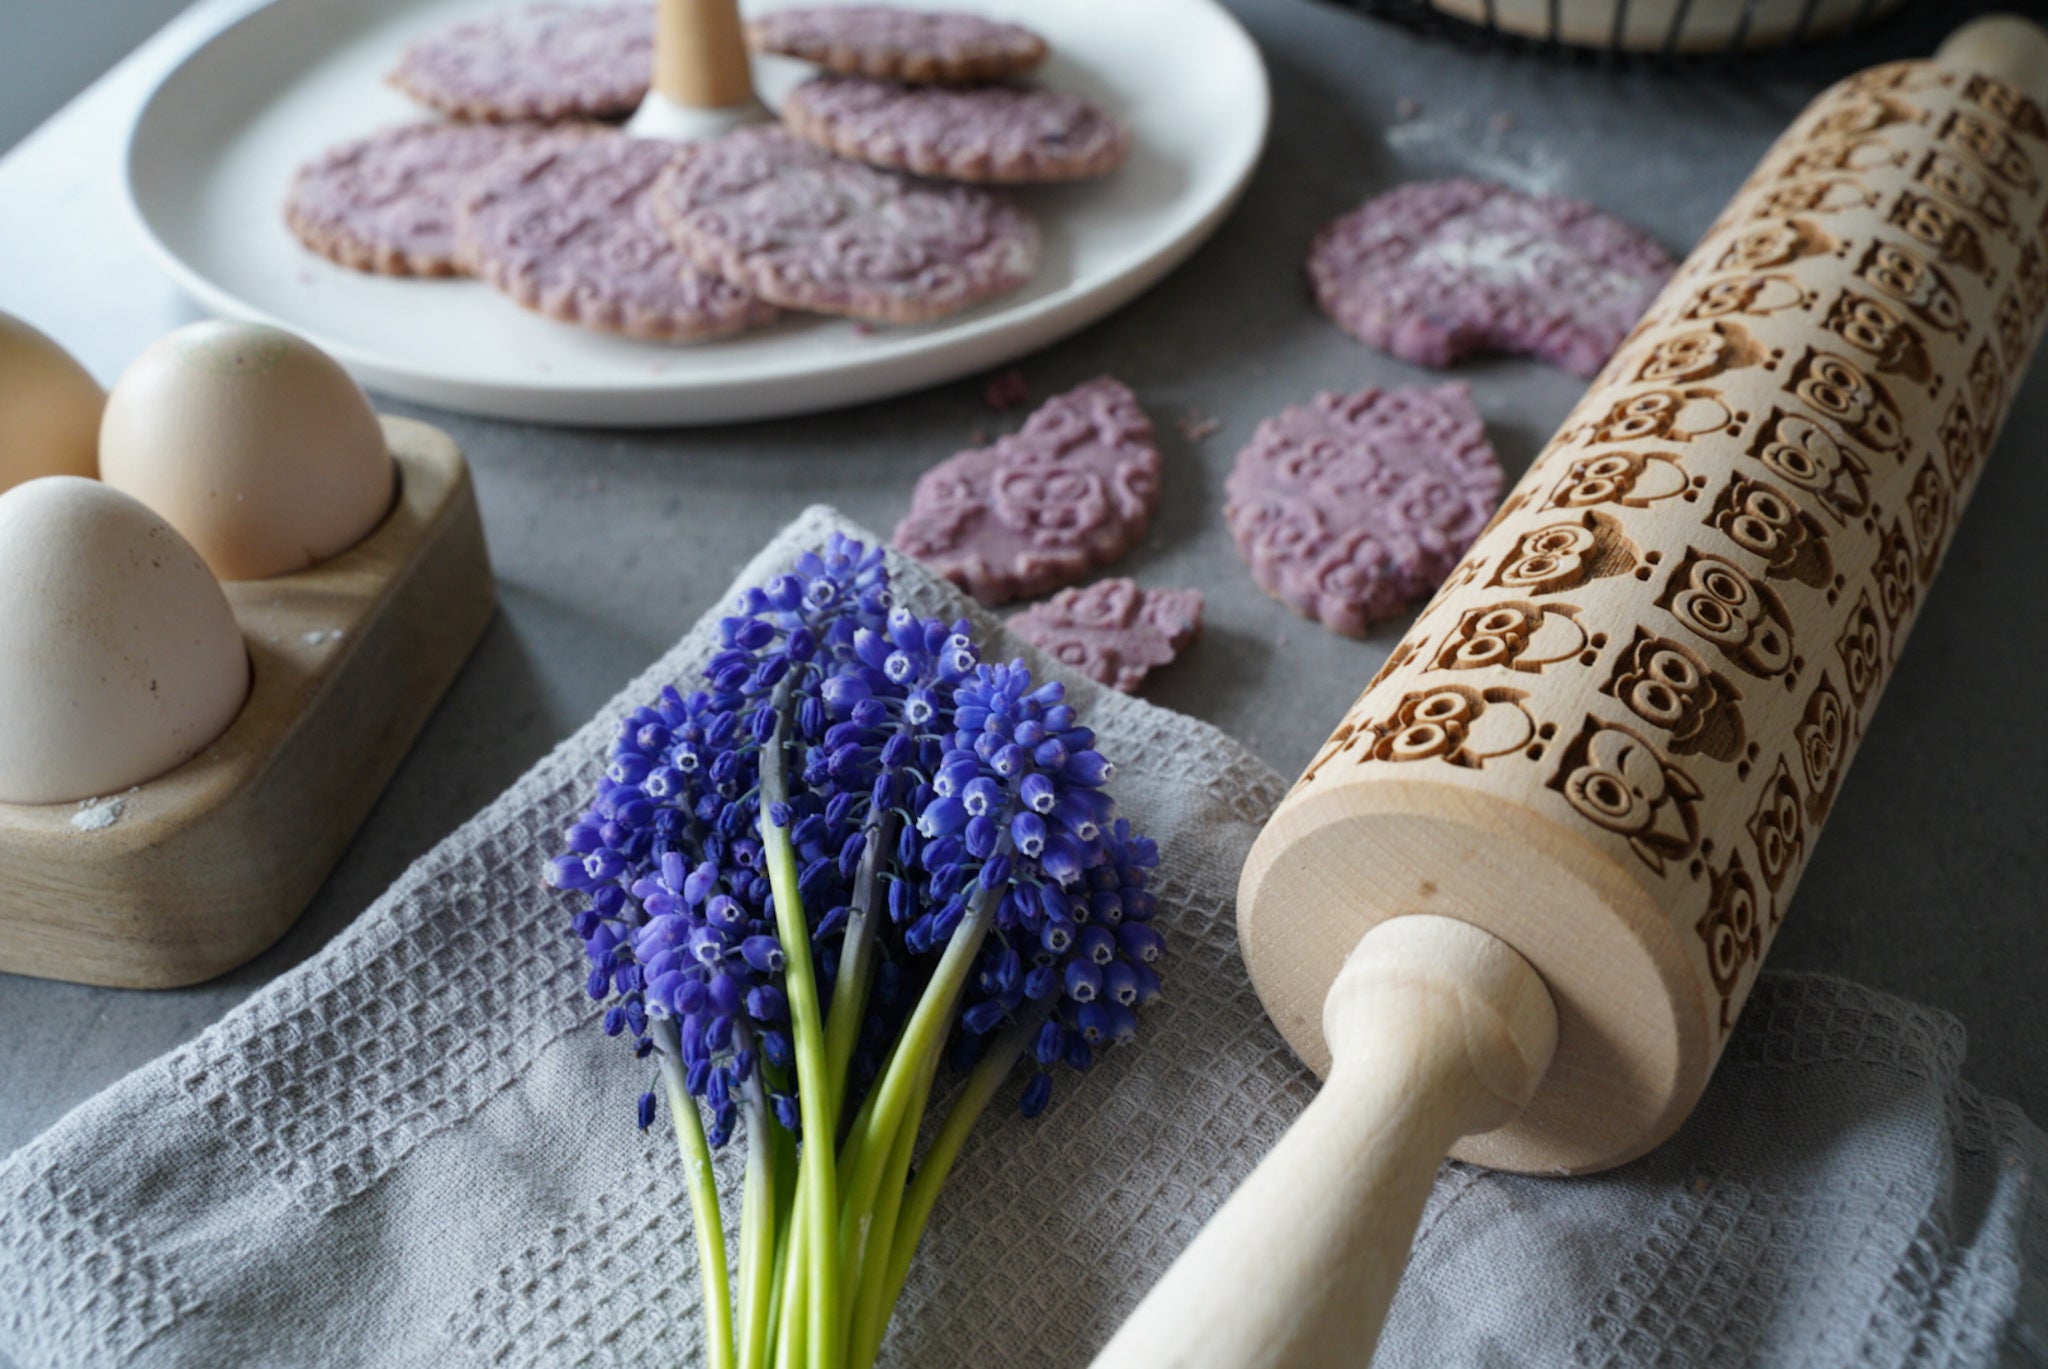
[1698,850,1769,1031]
[1487,511,1641,596]
[1366,686,1537,770]
[1656,550,1801,683]
[1824,289,1935,383]
[1558,388,1738,449]
[1431,601,1591,675]
[1746,759,1807,895]
[1546,451,1693,512]
[1706,474,1836,589]
[1748,409,1873,523]
[1600,630,1747,763]
[1834,592,1886,708]
[1547,718,1703,875]
[1886,190,1990,277]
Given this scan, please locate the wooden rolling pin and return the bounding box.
[1096,16,2048,1367]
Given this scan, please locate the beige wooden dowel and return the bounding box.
[1089,917,1557,1369]
[653,0,754,109]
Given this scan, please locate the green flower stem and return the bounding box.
[855,1009,1047,1369]
[770,1075,800,1238]
[759,699,840,1369]
[833,1032,902,1195]
[764,1211,790,1367]
[737,1060,777,1369]
[843,1047,937,1358]
[771,1181,806,1369]
[656,1034,735,1369]
[819,817,894,1135]
[834,887,995,1294]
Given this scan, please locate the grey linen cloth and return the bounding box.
[2,506,2042,1368]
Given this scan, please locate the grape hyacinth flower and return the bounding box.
[543,536,1166,1369]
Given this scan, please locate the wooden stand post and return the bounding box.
[627,0,770,142]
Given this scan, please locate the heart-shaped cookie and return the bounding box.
[1308,178,1673,377]
[1224,383,1502,636]
[894,378,1161,605]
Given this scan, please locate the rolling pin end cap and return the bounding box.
[1935,15,2048,102]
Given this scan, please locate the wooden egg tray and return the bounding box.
[0,416,494,989]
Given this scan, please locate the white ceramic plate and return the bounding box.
[123,0,1269,426]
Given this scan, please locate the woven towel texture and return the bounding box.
[0,507,2040,1368]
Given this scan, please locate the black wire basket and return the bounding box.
[1333,0,1910,56]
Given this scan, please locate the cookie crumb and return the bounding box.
[1009,579,1203,693]
[984,368,1031,412]
[71,796,125,833]
[1490,111,1516,134]
[1178,411,1222,442]
[1395,97,1421,121]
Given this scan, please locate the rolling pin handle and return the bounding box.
[1087,916,1557,1369]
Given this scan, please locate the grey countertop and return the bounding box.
[2,0,2043,1174]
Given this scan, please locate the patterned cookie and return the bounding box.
[893,377,1160,605]
[388,2,654,123]
[743,7,1046,84]
[456,134,778,342]
[285,121,596,277]
[650,125,1040,324]
[1224,384,1502,636]
[779,75,1130,184]
[1009,579,1202,693]
[1308,178,1674,378]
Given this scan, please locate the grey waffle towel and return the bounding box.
[1,507,2041,1368]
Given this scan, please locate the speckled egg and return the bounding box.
[0,311,103,493]
[0,476,249,805]
[99,321,393,581]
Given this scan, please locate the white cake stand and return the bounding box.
[121,0,1270,426]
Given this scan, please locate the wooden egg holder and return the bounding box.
[0,416,493,989]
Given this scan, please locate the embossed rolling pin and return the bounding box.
[1095,17,2048,1368]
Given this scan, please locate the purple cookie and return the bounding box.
[744,6,1046,84]
[388,2,653,123]
[780,75,1130,184]
[456,134,778,342]
[285,121,594,277]
[1308,178,1674,378]
[1009,579,1202,693]
[650,125,1039,324]
[893,377,1160,605]
[1224,384,1502,636]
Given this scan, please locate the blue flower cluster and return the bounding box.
[544,535,1165,1141]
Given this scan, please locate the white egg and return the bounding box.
[0,311,103,493]
[0,476,249,806]
[99,321,394,581]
